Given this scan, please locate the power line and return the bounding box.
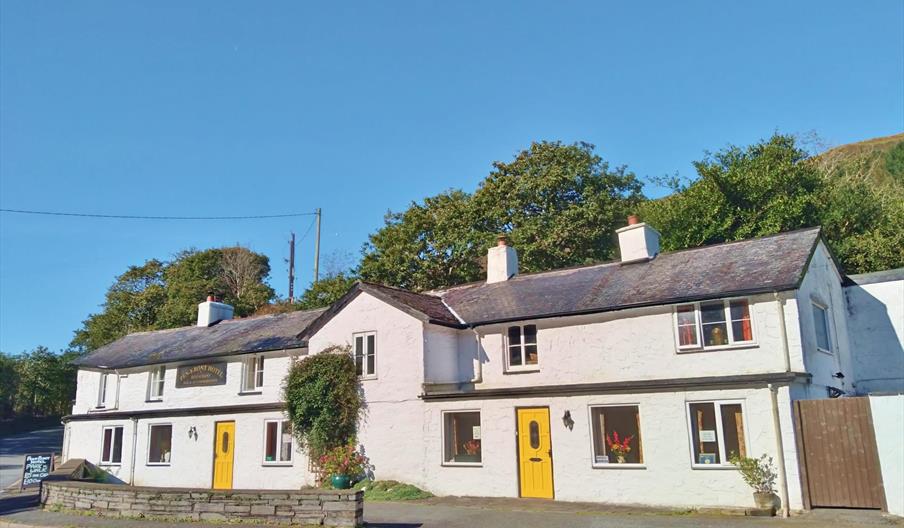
[0,208,318,220]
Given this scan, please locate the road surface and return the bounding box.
[0,427,63,493]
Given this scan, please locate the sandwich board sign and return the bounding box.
[20,453,54,490]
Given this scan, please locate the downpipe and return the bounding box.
[129,417,139,485]
[470,329,483,384]
[769,384,790,518]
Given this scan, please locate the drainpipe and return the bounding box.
[469,329,483,384]
[774,292,791,373]
[768,383,791,518]
[129,417,139,485]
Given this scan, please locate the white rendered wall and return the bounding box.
[870,394,904,517]
[470,293,794,391]
[793,242,854,397]
[306,292,428,484]
[65,410,312,489]
[846,278,904,394]
[424,325,461,384]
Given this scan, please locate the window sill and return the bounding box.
[262,462,294,467]
[503,368,540,375]
[592,464,646,470]
[145,398,163,403]
[146,463,171,467]
[441,462,483,468]
[691,464,737,470]
[676,343,758,354]
[238,390,262,396]
[358,376,378,381]
[816,347,834,355]
[90,407,117,413]
[98,463,122,467]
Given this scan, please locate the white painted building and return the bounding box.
[64,224,904,513]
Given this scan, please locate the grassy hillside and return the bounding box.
[812,132,904,189]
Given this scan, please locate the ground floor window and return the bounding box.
[264,420,293,464]
[101,426,123,465]
[590,405,643,465]
[443,411,481,465]
[148,424,173,465]
[687,401,747,466]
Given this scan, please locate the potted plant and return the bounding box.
[729,453,778,510]
[605,431,634,463]
[319,444,369,490]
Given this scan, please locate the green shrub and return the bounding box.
[729,453,777,494]
[352,479,433,501]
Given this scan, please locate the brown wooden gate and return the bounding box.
[794,397,886,510]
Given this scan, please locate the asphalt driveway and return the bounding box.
[0,427,63,493]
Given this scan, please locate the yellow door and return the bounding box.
[212,421,235,490]
[517,407,554,499]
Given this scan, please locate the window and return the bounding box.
[147,424,173,465]
[506,324,538,369]
[148,366,165,401]
[442,411,481,465]
[353,332,376,378]
[687,401,747,467]
[590,405,643,466]
[812,303,832,353]
[675,299,754,350]
[97,373,116,408]
[100,426,124,465]
[242,356,264,392]
[264,420,293,464]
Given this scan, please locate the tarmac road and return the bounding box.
[0,427,63,493]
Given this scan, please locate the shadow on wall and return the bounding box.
[846,284,904,395]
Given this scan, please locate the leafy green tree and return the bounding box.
[0,352,20,418]
[360,141,643,291]
[13,347,78,417]
[72,247,275,352]
[296,273,357,310]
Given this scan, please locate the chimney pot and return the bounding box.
[207,295,215,302]
[627,214,640,225]
[497,234,508,247]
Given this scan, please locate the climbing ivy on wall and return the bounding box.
[283,346,364,458]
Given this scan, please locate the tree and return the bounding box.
[296,273,357,310]
[72,247,275,352]
[12,347,78,417]
[0,353,20,418]
[359,141,643,291]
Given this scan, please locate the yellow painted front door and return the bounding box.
[212,421,235,490]
[517,407,554,499]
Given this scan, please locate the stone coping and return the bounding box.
[42,480,360,496]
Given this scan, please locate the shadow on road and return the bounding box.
[0,427,64,456]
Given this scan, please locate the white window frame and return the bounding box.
[241,355,265,393]
[674,298,756,352]
[587,404,645,469]
[146,423,173,466]
[262,419,294,466]
[811,301,833,354]
[100,425,124,465]
[504,324,539,372]
[685,400,749,469]
[441,409,482,467]
[147,366,165,401]
[96,372,119,409]
[353,331,377,379]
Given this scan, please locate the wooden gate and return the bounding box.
[794,398,886,510]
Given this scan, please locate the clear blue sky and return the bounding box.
[1,1,902,354]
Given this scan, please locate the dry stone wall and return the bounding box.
[41,481,362,527]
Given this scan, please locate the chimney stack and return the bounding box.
[616,215,660,263]
[487,234,518,284]
[197,296,234,327]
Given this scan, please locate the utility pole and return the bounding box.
[313,208,321,283]
[288,232,296,302]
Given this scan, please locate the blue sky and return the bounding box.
[1,1,901,354]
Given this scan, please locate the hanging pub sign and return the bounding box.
[20,453,54,490]
[176,362,227,388]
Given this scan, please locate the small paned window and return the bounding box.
[353,332,377,378]
[97,373,111,408]
[442,411,481,465]
[507,325,538,369]
[590,406,643,465]
[264,420,293,464]
[148,424,173,465]
[687,401,746,467]
[101,426,124,464]
[675,299,755,350]
[148,366,165,400]
[242,356,264,392]
[812,303,832,353]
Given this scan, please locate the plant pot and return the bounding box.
[331,475,352,490]
[753,491,775,510]
[616,455,626,464]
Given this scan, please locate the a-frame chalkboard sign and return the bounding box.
[20,453,54,491]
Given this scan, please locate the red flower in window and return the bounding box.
[605,431,634,459]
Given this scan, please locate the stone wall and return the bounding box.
[41,481,362,527]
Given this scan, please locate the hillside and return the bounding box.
[812,132,904,189]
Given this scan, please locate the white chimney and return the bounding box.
[487,235,518,284]
[197,295,234,327]
[616,215,661,263]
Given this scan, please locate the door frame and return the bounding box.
[211,420,236,490]
[514,406,555,499]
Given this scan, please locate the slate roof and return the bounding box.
[437,227,823,325]
[75,308,326,370]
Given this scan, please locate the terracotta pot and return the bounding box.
[754,491,775,510]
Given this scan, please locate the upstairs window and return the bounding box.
[812,303,832,353]
[97,373,116,408]
[148,366,165,401]
[242,356,264,392]
[101,426,124,465]
[263,420,293,464]
[354,332,376,378]
[507,324,538,369]
[675,299,754,350]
